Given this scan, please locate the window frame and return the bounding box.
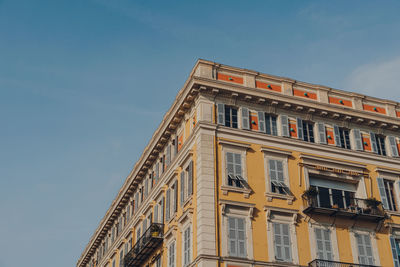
[182,223,192,266]
[308,224,339,262]
[350,230,379,266]
[168,239,176,267]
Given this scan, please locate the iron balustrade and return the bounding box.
[123,223,164,267]
[304,195,385,222]
[309,259,379,267]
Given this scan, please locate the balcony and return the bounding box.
[123,223,164,267]
[309,259,379,267]
[303,194,385,222]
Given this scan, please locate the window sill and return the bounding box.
[265,192,295,204]
[386,210,400,217]
[221,185,251,198]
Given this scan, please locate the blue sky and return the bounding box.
[1,1,400,266]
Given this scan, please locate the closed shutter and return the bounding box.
[280,115,289,137]
[297,118,304,140]
[276,160,284,182]
[160,197,164,223]
[370,132,378,153]
[142,219,147,233]
[180,171,185,206]
[315,228,333,261]
[390,236,400,267]
[155,163,159,181]
[227,152,242,177]
[318,123,327,144]
[166,189,171,221]
[241,107,250,130]
[166,145,171,166]
[184,227,191,265]
[269,159,278,183]
[353,129,363,151]
[144,179,148,198]
[217,103,225,125]
[357,234,374,265]
[174,135,178,156]
[377,177,389,210]
[388,136,399,157]
[228,217,237,256]
[333,125,341,147]
[228,217,246,257]
[258,111,266,133]
[174,180,178,212]
[271,116,278,136]
[154,204,159,223]
[274,223,292,262]
[188,161,193,196]
[134,193,139,212]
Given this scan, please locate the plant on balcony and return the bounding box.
[365,197,381,210]
[303,187,318,199]
[150,224,161,237]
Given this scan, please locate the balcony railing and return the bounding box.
[123,223,164,267]
[309,259,379,267]
[303,195,385,222]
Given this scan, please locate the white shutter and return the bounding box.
[166,145,171,166]
[317,123,327,144]
[226,152,235,176]
[166,189,171,221]
[228,217,237,256]
[180,171,185,206]
[276,160,285,183]
[352,129,363,151]
[390,236,400,267]
[188,161,193,196]
[388,136,399,157]
[174,180,178,212]
[154,204,159,223]
[315,228,333,261]
[160,197,164,223]
[280,115,289,137]
[269,159,277,182]
[241,107,250,130]
[333,125,341,147]
[274,223,292,262]
[142,219,147,233]
[258,111,266,133]
[297,118,303,140]
[377,177,389,210]
[370,132,378,153]
[228,217,246,258]
[217,103,225,125]
[237,218,246,257]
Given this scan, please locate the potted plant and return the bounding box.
[303,187,318,199]
[365,197,381,209]
[151,224,160,237]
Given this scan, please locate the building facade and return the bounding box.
[77,60,400,267]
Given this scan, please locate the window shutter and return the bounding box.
[274,223,283,260]
[315,228,333,261]
[174,180,178,213]
[281,224,292,261]
[258,111,266,133]
[271,116,278,136]
[388,136,399,157]
[166,145,171,166]
[377,177,389,210]
[154,204,159,223]
[390,236,400,267]
[188,161,193,196]
[269,159,278,182]
[297,118,303,140]
[237,218,246,257]
[227,152,235,176]
[166,189,171,221]
[228,217,237,256]
[144,179,149,198]
[276,160,285,183]
[318,123,327,144]
[280,115,289,137]
[333,125,341,147]
[370,132,378,153]
[234,153,242,177]
[353,129,363,151]
[174,135,178,156]
[217,103,225,125]
[180,171,185,206]
[241,107,250,130]
[160,197,164,223]
[142,219,147,232]
[155,163,160,181]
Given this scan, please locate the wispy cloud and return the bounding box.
[345,56,400,101]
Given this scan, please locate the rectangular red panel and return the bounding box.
[362,135,371,151]
[255,81,281,92]
[250,113,259,131]
[363,104,386,114]
[217,73,243,84]
[289,122,297,138]
[293,88,317,100]
[329,96,353,107]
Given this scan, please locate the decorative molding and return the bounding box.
[221,185,252,198]
[218,139,252,149]
[261,146,292,156]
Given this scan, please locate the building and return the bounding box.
[77,59,400,267]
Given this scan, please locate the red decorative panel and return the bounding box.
[396,111,400,118]
[363,104,386,114]
[329,96,353,107]
[178,134,183,152]
[217,73,243,84]
[250,113,259,131]
[255,81,281,92]
[289,122,297,138]
[326,130,335,145]
[362,135,371,151]
[293,89,317,100]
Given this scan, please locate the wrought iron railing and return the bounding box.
[123,223,164,267]
[309,259,379,267]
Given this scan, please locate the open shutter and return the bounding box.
[276,161,285,183]
[370,132,378,153]
[318,123,327,144]
[280,115,289,137]
[228,217,237,256]
[241,107,250,130]
[353,129,363,151]
[217,103,225,125]
[166,189,171,221]
[390,236,400,267]
[180,171,185,206]
[388,136,399,157]
[333,125,341,147]
[188,161,193,196]
[258,111,266,133]
[237,218,246,257]
[377,177,389,210]
[297,118,303,140]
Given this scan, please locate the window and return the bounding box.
[226,152,244,188]
[183,226,191,266]
[377,178,397,211]
[166,189,171,221]
[258,112,278,136]
[376,135,386,156]
[356,234,374,265]
[155,256,162,267]
[119,249,124,267]
[268,159,289,195]
[180,171,186,206]
[168,241,176,267]
[311,185,355,209]
[228,217,246,258]
[388,136,399,157]
[112,259,116,267]
[315,228,333,261]
[273,223,292,262]
[390,236,400,267]
[297,119,314,143]
[333,126,351,149]
[217,103,238,128]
